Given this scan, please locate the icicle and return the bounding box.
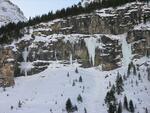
[122,34,132,66]
[23,47,29,62]
[70,53,73,65]
[22,47,30,76]
[84,37,97,66]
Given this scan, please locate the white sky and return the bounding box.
[11,0,80,19]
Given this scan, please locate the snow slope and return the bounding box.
[0,0,27,27]
[0,57,149,113]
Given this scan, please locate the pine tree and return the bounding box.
[75,68,78,73]
[105,89,116,106]
[117,101,122,113]
[111,84,116,93]
[124,96,128,110]
[72,81,75,86]
[84,107,87,113]
[77,94,83,102]
[67,72,70,77]
[138,73,141,80]
[108,103,117,113]
[10,106,13,110]
[18,100,22,108]
[66,98,73,112]
[129,100,134,113]
[79,76,82,82]
[116,75,124,95]
[147,68,150,81]
[127,63,131,76]
[145,107,148,113]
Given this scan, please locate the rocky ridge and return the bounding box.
[0,2,150,86]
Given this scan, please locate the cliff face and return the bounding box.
[0,0,26,86]
[127,29,150,59]
[45,3,149,35]
[0,2,150,85]
[0,47,15,87]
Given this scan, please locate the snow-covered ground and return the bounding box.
[0,57,150,113]
[0,0,27,27]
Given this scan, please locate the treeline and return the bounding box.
[0,0,149,44]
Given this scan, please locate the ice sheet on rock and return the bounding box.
[84,36,100,66]
[21,47,31,76]
[121,34,132,66]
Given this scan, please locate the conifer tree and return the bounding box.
[72,81,75,86]
[84,107,87,113]
[124,95,128,110]
[116,75,124,95]
[77,94,83,102]
[75,68,78,73]
[105,89,116,106]
[117,101,122,113]
[79,76,82,82]
[147,68,150,81]
[111,84,116,93]
[67,72,70,77]
[108,103,117,113]
[138,73,141,80]
[129,100,134,113]
[127,63,131,76]
[66,98,73,113]
[145,107,148,113]
[18,100,22,108]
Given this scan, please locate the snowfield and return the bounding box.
[0,0,27,27]
[0,57,150,113]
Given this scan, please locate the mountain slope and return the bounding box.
[0,0,27,27]
[0,57,149,113]
[0,1,150,113]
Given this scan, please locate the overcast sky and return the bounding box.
[11,0,80,19]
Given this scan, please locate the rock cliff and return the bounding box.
[1,2,150,85]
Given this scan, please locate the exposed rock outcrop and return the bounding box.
[11,2,150,76]
[33,3,150,35]
[127,29,150,59]
[0,47,15,87]
[1,2,150,87]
